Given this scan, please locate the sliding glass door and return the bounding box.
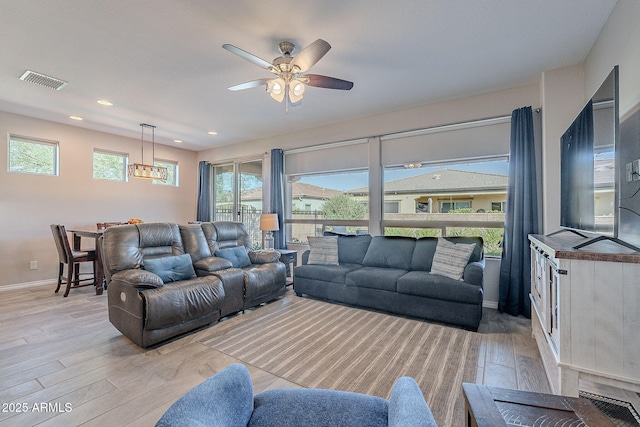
[212,159,263,248]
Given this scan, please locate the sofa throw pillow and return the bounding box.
[430,238,476,281]
[307,236,339,265]
[144,253,196,283]
[215,246,251,268]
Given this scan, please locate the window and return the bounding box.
[8,135,58,175]
[383,158,508,256]
[93,149,128,181]
[288,169,369,243]
[441,201,471,213]
[153,159,178,186]
[491,201,506,212]
[384,201,400,213]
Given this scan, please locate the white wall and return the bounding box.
[0,111,199,287]
[539,0,640,234]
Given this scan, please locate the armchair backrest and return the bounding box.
[102,223,185,276]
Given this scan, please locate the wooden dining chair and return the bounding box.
[50,224,97,297]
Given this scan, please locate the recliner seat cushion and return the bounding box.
[249,388,388,427]
[243,264,281,300]
[396,271,482,304]
[142,276,225,330]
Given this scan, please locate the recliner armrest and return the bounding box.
[388,377,437,427]
[110,269,164,289]
[249,250,280,264]
[193,256,234,273]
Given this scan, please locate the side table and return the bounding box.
[462,383,614,426]
[277,249,297,285]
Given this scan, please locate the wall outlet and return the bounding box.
[633,159,640,181]
[29,260,37,270]
[627,162,633,183]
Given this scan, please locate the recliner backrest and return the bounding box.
[102,223,185,275]
[212,221,252,251]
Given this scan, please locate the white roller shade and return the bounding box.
[285,139,369,175]
[381,118,511,166]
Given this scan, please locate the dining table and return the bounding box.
[68,228,106,295]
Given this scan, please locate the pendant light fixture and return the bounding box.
[128,123,168,181]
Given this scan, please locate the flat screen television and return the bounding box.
[559,67,619,241]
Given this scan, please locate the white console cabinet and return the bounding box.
[529,233,640,397]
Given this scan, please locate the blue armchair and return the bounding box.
[156,363,438,427]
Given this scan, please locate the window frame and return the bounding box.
[8,134,59,176]
[153,158,179,186]
[92,148,129,182]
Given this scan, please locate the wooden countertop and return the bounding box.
[529,232,640,264]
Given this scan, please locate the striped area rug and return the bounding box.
[200,295,480,426]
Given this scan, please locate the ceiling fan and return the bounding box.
[222,39,354,111]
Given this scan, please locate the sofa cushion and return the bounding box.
[345,266,407,292]
[430,238,476,280]
[215,246,251,268]
[325,232,373,264]
[396,271,483,305]
[410,238,438,271]
[362,236,415,270]
[307,236,339,265]
[250,388,388,427]
[295,264,362,284]
[143,254,196,283]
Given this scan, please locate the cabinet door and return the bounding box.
[530,246,550,333]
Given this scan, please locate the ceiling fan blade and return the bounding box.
[291,39,331,73]
[304,74,354,90]
[222,44,273,69]
[228,78,270,91]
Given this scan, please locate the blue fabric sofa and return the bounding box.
[294,234,484,331]
[156,363,438,427]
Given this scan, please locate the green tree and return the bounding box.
[321,193,366,220]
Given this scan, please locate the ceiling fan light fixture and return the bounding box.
[266,78,285,102]
[292,81,305,96]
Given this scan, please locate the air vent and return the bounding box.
[19,70,67,90]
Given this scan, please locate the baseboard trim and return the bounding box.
[483,300,498,309]
[0,279,55,292]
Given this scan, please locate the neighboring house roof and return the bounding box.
[242,182,343,201]
[349,169,509,195]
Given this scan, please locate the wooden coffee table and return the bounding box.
[462,383,615,426]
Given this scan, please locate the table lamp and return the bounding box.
[260,213,279,249]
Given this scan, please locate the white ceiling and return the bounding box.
[0,0,617,151]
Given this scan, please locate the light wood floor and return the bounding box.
[0,283,550,426]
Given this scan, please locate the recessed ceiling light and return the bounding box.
[69,115,83,121]
[174,139,183,143]
[208,131,218,135]
[97,99,113,106]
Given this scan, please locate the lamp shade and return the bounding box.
[260,214,279,231]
